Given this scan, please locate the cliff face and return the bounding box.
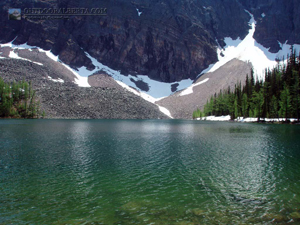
[0,0,299,82]
[0,0,250,82]
[238,0,300,53]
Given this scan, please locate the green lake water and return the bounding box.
[0,119,300,224]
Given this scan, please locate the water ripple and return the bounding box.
[1,120,300,224]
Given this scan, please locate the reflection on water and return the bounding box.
[0,120,300,224]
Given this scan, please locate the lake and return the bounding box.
[0,119,300,224]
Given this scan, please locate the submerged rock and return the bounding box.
[229,193,267,205]
[120,201,145,213]
[290,211,300,220]
[175,221,195,225]
[263,213,286,222]
[191,208,205,217]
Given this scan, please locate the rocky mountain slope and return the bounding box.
[157,59,252,119]
[0,53,169,119]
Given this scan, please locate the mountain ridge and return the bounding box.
[1,0,252,82]
[2,0,299,83]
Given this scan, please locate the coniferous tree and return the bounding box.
[279,84,291,121]
[291,70,300,121]
[270,95,279,119]
[241,93,248,117]
[193,51,300,121]
[0,78,41,118]
[252,90,264,121]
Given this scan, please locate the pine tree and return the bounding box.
[241,93,248,117]
[291,70,300,121]
[193,50,300,121]
[234,97,238,119]
[270,95,279,119]
[279,84,291,121]
[251,90,264,121]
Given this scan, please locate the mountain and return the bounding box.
[0,0,300,119]
[0,46,170,119]
[1,0,299,83]
[1,0,251,83]
[238,0,300,53]
[156,59,252,119]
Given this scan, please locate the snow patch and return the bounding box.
[179,78,209,96]
[198,116,298,123]
[155,96,168,101]
[235,117,257,122]
[198,10,300,80]
[0,36,17,48]
[79,51,193,98]
[136,8,142,16]
[37,48,89,87]
[115,80,155,105]
[38,49,59,62]
[1,38,194,98]
[8,50,20,59]
[48,76,64,83]
[158,106,173,119]
[264,118,297,122]
[235,117,298,123]
[197,115,231,121]
[197,64,214,77]
[60,61,90,87]
[261,13,266,18]
[116,80,146,99]
[0,39,90,87]
[1,38,36,51]
[197,116,298,122]
[115,80,172,118]
[32,47,89,87]
[7,49,43,65]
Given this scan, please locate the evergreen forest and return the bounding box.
[193,51,300,122]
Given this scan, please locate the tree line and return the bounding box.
[0,78,44,118]
[193,50,300,122]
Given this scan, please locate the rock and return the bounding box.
[0,57,169,119]
[176,221,195,225]
[263,213,285,222]
[238,0,300,53]
[290,212,300,220]
[191,208,205,216]
[120,201,143,213]
[120,200,157,214]
[88,73,121,89]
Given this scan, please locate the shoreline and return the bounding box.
[196,116,300,125]
[1,116,299,124]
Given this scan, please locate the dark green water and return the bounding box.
[1,119,300,224]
